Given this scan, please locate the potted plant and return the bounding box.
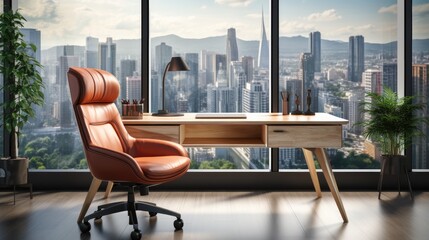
[359,87,428,198]
[0,9,44,187]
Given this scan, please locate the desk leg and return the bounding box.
[314,148,348,223]
[77,177,102,223]
[302,148,322,198]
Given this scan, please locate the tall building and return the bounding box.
[120,59,137,100]
[258,8,269,69]
[299,52,315,108]
[59,56,79,128]
[126,74,141,101]
[242,81,269,113]
[185,53,199,112]
[21,28,43,125]
[348,35,365,83]
[241,56,254,82]
[363,69,382,95]
[153,42,172,112]
[98,37,116,74]
[309,31,321,72]
[85,36,99,68]
[226,28,239,85]
[412,64,429,169]
[21,28,41,63]
[382,63,397,93]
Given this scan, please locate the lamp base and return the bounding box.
[152,110,184,117]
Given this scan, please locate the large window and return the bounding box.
[412,0,429,169]
[149,0,271,170]
[17,0,141,169]
[278,0,397,169]
[5,0,426,173]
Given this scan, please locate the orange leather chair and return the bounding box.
[67,67,190,239]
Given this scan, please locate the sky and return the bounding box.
[15,0,429,49]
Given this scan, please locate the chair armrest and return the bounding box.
[86,145,149,183]
[129,138,189,158]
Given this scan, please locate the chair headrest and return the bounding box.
[68,67,120,105]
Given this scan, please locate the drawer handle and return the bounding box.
[273,130,285,133]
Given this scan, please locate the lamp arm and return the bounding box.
[161,61,171,112]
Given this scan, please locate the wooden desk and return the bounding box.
[123,112,349,222]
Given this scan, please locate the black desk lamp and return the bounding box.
[153,56,190,116]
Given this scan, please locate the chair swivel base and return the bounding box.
[78,185,184,240]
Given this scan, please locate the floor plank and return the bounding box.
[0,190,425,240]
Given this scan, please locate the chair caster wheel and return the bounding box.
[131,230,142,240]
[78,222,91,233]
[149,211,157,217]
[174,218,184,230]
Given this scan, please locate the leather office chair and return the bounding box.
[67,67,190,240]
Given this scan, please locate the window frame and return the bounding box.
[4,0,429,190]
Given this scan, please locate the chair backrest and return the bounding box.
[67,67,134,170]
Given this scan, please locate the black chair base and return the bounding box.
[78,185,183,240]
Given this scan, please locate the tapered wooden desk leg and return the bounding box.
[104,181,114,198]
[77,177,102,223]
[314,148,348,223]
[302,148,322,198]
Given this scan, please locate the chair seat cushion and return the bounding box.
[135,156,190,181]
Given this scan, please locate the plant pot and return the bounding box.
[381,155,408,175]
[0,157,29,185]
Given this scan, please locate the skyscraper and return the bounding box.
[226,28,239,85]
[153,42,172,112]
[299,52,314,108]
[363,69,382,95]
[309,31,321,72]
[59,56,79,128]
[348,35,365,83]
[242,81,268,113]
[21,28,41,63]
[258,8,269,69]
[241,56,254,82]
[382,63,397,93]
[185,53,199,112]
[85,36,99,68]
[412,64,429,169]
[126,74,141,101]
[120,59,137,100]
[98,37,116,75]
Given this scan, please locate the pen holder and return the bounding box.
[282,100,289,115]
[121,104,143,119]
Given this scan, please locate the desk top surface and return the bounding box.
[123,112,348,125]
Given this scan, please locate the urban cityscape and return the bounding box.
[4,1,428,170]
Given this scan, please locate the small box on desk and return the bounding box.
[121,104,143,119]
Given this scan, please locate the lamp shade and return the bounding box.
[168,56,190,72]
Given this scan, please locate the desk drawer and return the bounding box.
[125,125,179,143]
[267,125,342,148]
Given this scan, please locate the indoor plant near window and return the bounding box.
[0,9,44,188]
[359,88,428,199]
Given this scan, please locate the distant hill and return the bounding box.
[113,35,429,60]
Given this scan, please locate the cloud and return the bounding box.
[413,3,429,14]
[215,0,253,7]
[280,21,315,36]
[19,0,59,23]
[378,4,397,14]
[307,9,342,22]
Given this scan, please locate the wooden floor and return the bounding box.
[0,190,427,240]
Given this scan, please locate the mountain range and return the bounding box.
[115,34,429,61]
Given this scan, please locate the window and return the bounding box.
[149,0,271,170]
[17,0,141,169]
[412,0,429,169]
[279,0,397,169]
